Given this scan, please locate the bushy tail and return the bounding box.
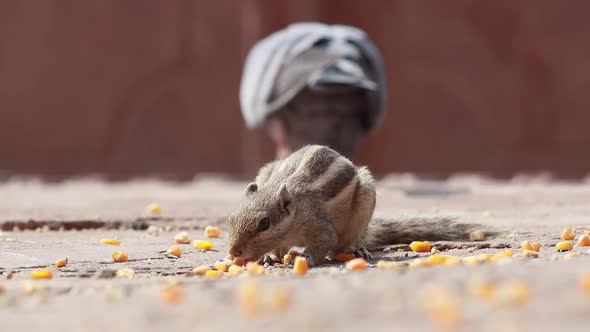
[361,216,501,248]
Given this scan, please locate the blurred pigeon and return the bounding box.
[239,22,387,157]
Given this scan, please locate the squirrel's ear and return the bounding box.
[245,182,258,195]
[278,184,292,215]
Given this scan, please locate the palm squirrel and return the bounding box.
[228,145,495,266]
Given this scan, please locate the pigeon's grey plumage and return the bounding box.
[239,22,387,135]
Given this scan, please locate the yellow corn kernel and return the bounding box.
[228,264,244,277]
[146,203,161,215]
[462,253,492,265]
[193,240,214,250]
[424,255,447,265]
[469,230,485,241]
[271,287,292,312]
[556,241,574,252]
[408,258,428,268]
[531,242,541,252]
[346,258,368,271]
[409,241,432,253]
[564,252,582,260]
[115,268,135,278]
[246,262,267,276]
[238,280,260,318]
[205,270,224,279]
[160,281,183,304]
[579,273,590,293]
[469,281,496,301]
[54,257,67,268]
[522,250,539,258]
[334,253,356,262]
[112,251,128,262]
[561,227,576,241]
[441,255,462,265]
[191,266,210,276]
[424,288,463,329]
[282,252,299,264]
[166,246,182,257]
[497,280,531,305]
[490,250,513,262]
[577,234,590,247]
[214,261,228,272]
[174,231,191,244]
[376,260,397,270]
[31,269,53,279]
[204,226,222,238]
[293,256,309,276]
[521,241,534,251]
[100,238,121,245]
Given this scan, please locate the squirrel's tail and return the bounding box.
[361,216,500,248]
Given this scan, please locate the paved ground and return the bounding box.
[1,175,590,332]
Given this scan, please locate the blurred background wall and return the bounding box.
[1,0,589,180]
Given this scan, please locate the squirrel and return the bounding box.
[227,144,496,266]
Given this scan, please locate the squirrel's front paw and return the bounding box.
[352,247,373,260]
[258,253,281,266]
[300,253,316,267]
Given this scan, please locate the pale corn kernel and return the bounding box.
[577,234,590,247]
[556,241,574,252]
[462,254,492,265]
[424,288,463,329]
[54,257,68,268]
[238,280,260,318]
[430,247,440,254]
[469,281,496,301]
[228,264,244,277]
[115,268,135,278]
[160,281,183,304]
[469,230,485,241]
[204,226,222,238]
[205,270,224,279]
[579,273,590,293]
[408,258,428,268]
[215,261,228,272]
[521,241,534,251]
[424,255,447,265]
[561,227,576,241]
[100,238,121,245]
[20,281,39,295]
[530,242,541,252]
[146,203,161,215]
[166,246,182,257]
[441,256,462,265]
[112,251,129,262]
[346,258,368,271]
[293,256,309,276]
[334,253,356,262]
[497,280,531,305]
[282,252,299,264]
[522,250,539,258]
[193,240,214,250]
[271,287,292,312]
[246,262,267,276]
[564,252,582,260]
[376,260,397,270]
[409,241,432,253]
[31,269,53,280]
[191,266,210,276]
[491,250,513,262]
[174,232,191,244]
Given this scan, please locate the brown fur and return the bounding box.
[227,145,498,266]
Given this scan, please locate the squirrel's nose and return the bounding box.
[229,246,242,257]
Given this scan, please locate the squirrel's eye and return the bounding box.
[257,218,270,232]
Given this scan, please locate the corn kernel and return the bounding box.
[521,241,534,251]
[491,250,513,261]
[469,230,485,241]
[282,252,299,264]
[424,288,463,329]
[112,251,128,262]
[146,203,161,215]
[376,260,398,270]
[205,270,224,279]
[165,245,182,258]
[346,258,368,271]
[271,287,292,312]
[233,257,247,266]
[238,280,260,318]
[522,250,539,258]
[556,241,574,252]
[409,258,428,268]
[579,273,590,293]
[54,257,67,268]
[334,253,356,262]
[31,269,53,279]
[577,234,590,247]
[497,280,531,305]
[115,268,135,278]
[564,252,582,260]
[193,240,214,250]
[293,256,309,276]
[174,232,191,244]
[469,281,496,301]
[191,266,210,276]
[100,238,121,245]
[561,227,576,241]
[530,242,541,252]
[215,261,228,272]
[462,253,492,265]
[204,226,222,238]
[409,241,432,253]
[246,262,267,276]
[160,281,183,304]
[228,264,244,277]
